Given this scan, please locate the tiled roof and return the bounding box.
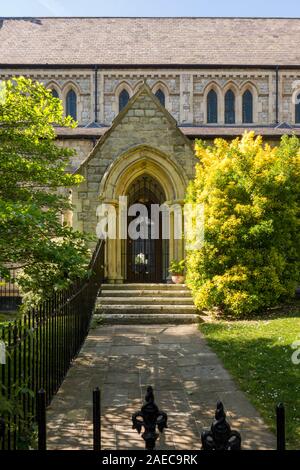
[55,126,300,139]
[1,17,300,66]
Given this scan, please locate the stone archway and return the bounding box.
[98,145,188,283]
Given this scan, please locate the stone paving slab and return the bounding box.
[47,324,276,450]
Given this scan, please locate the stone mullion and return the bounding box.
[105,201,124,284]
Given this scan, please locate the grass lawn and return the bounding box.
[199,302,300,450]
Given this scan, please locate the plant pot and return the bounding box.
[171,274,185,284]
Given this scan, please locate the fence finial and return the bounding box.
[201,401,241,450]
[132,386,168,450]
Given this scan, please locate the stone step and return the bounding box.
[97,296,194,305]
[96,283,196,324]
[95,305,197,315]
[94,313,199,325]
[98,289,191,297]
[100,283,187,290]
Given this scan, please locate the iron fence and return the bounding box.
[0,239,105,450]
[32,386,286,451]
[0,269,21,312]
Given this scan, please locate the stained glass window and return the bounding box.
[51,88,59,98]
[66,89,77,120]
[155,89,165,107]
[207,89,218,123]
[242,90,253,123]
[119,89,130,112]
[225,89,235,124]
[295,94,300,123]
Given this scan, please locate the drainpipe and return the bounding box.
[275,65,279,124]
[94,65,98,123]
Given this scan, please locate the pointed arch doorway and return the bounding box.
[125,174,168,283]
[98,145,188,284]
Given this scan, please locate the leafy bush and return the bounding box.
[168,259,185,275]
[186,132,300,316]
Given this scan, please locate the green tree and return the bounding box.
[0,77,90,303]
[186,131,300,316]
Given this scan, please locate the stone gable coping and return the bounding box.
[75,82,194,173]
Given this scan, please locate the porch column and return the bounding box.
[103,200,123,284]
[169,200,185,262]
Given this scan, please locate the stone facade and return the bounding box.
[3,18,300,284]
[2,68,300,128]
[56,138,95,171]
[72,83,194,282]
[2,17,300,283]
[0,69,94,126]
[0,18,300,283]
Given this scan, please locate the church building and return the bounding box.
[1,17,300,285]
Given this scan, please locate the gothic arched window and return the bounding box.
[155,89,165,107]
[119,89,130,112]
[295,94,300,123]
[66,89,77,120]
[51,88,59,99]
[242,90,253,123]
[225,90,235,124]
[207,89,218,123]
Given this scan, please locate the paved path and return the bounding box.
[47,324,276,450]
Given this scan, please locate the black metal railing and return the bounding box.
[131,392,286,451]
[0,269,21,312]
[0,240,105,450]
[33,386,287,451]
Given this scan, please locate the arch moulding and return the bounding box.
[99,145,188,204]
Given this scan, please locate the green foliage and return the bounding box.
[186,132,300,316]
[0,77,91,304]
[0,381,37,449]
[199,305,300,449]
[168,259,185,275]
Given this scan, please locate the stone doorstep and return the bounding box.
[98,296,194,305]
[96,305,197,312]
[100,283,187,290]
[99,289,191,297]
[97,283,198,324]
[97,313,199,325]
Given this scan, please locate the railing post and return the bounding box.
[0,417,5,448]
[37,389,46,451]
[132,386,168,450]
[201,401,241,450]
[276,403,286,451]
[93,387,101,451]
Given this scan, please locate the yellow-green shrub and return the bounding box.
[186,131,300,316]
